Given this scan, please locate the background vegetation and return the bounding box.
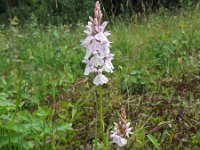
[0,0,199,24]
[0,0,200,149]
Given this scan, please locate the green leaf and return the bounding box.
[31,119,44,132]
[0,93,15,109]
[147,134,160,150]
[72,107,77,119]
[34,106,49,118]
[55,122,72,132]
[8,122,31,133]
[0,133,34,149]
[17,110,32,122]
[0,101,15,109]
[54,30,60,39]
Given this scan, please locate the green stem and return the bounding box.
[9,64,23,150]
[98,85,107,148]
[51,84,56,149]
[95,102,98,150]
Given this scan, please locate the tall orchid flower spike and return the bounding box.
[111,107,133,147]
[81,1,114,85]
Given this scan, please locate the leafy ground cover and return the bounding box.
[0,5,200,150]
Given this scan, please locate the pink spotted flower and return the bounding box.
[111,107,133,147]
[81,1,114,85]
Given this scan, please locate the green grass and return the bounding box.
[0,5,200,149]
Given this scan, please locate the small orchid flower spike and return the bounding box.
[111,107,133,147]
[81,1,114,85]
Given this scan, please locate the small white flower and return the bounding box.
[88,40,101,52]
[103,31,111,37]
[101,21,108,30]
[93,73,108,85]
[95,32,108,42]
[81,36,94,47]
[84,48,92,59]
[103,59,114,73]
[100,42,110,54]
[111,134,127,147]
[84,61,92,75]
[111,115,133,147]
[84,65,91,75]
[125,122,133,137]
[90,55,104,67]
[89,16,93,22]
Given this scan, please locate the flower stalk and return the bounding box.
[98,85,107,147]
[95,114,98,150]
[95,94,98,150]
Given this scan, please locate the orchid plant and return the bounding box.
[81,1,132,149]
[81,1,113,149]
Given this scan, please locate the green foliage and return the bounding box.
[191,131,200,145]
[147,134,160,150]
[0,0,199,25]
[0,4,200,149]
[0,22,86,149]
[149,28,199,75]
[1,0,94,25]
[122,68,156,94]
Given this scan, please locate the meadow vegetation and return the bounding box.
[0,3,200,150]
